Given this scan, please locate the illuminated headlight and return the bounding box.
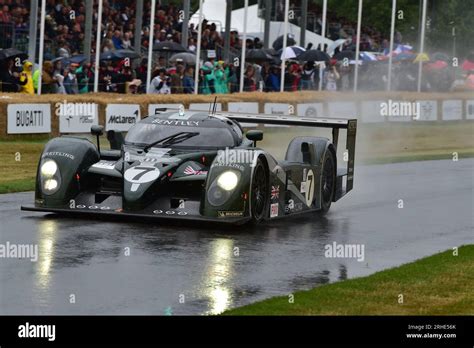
[43,179,58,191]
[217,171,239,191]
[208,170,240,206]
[40,159,61,195]
[40,160,58,177]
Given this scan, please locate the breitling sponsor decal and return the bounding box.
[42,151,75,160]
[212,162,245,171]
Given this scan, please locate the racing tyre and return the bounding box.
[320,149,336,213]
[250,158,269,224]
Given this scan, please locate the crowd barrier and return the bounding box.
[0,91,473,138]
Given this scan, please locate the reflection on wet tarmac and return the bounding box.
[0,159,472,314]
[205,239,234,314]
[36,219,57,291]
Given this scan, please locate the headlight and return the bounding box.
[40,159,61,195]
[217,171,239,191]
[208,170,241,206]
[43,179,58,191]
[41,160,58,177]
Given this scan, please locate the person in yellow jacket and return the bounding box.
[19,61,34,94]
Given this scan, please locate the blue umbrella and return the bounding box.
[100,49,140,61]
[67,55,87,65]
[393,53,416,62]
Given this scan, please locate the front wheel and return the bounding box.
[250,158,269,224]
[320,149,336,213]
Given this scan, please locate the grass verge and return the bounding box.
[223,245,474,315]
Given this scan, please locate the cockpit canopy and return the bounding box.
[125,112,243,149]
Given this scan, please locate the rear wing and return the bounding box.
[214,112,357,194]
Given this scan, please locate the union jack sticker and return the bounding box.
[271,185,280,200]
[183,165,208,176]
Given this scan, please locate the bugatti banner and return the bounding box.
[7,104,51,134]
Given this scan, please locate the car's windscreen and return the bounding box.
[125,123,236,148]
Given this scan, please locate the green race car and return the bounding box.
[21,109,357,225]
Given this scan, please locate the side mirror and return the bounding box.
[91,125,104,136]
[91,125,104,154]
[246,130,263,145]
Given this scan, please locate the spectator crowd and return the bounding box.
[0,0,473,94]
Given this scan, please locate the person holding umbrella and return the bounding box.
[301,61,316,90]
[0,59,21,92]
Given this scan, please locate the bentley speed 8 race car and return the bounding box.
[21,109,357,224]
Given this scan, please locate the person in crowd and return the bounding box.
[57,41,71,58]
[301,61,316,90]
[214,61,229,94]
[148,68,171,94]
[170,64,184,94]
[102,39,115,53]
[465,70,474,90]
[188,38,196,52]
[182,65,195,94]
[243,64,256,92]
[288,63,301,91]
[127,79,142,94]
[63,63,79,94]
[41,61,59,94]
[199,62,215,94]
[19,61,34,94]
[101,63,118,92]
[121,32,133,49]
[0,59,21,92]
[265,65,280,92]
[112,30,123,49]
[324,59,340,91]
[76,63,92,94]
[53,59,63,78]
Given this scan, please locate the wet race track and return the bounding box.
[0,159,472,315]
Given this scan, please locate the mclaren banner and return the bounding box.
[105,104,141,131]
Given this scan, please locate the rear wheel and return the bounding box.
[320,150,336,213]
[250,158,268,223]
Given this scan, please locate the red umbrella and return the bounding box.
[462,59,474,71]
[426,60,448,71]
